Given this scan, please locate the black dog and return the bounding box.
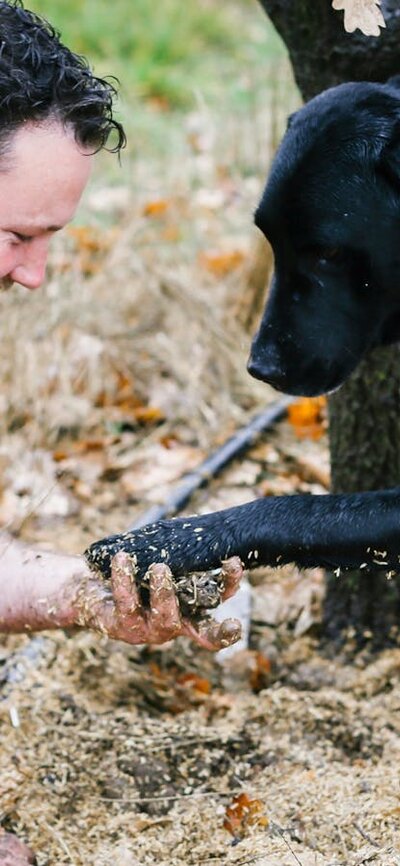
[249,77,400,396]
[86,79,400,580]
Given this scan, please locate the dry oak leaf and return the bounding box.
[142,198,170,217]
[332,0,386,36]
[200,249,246,277]
[287,396,326,440]
[224,792,268,839]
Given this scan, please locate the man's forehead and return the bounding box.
[0,120,93,234]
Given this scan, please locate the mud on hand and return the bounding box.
[84,523,240,618]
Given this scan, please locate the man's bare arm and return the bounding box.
[0,535,242,650]
[0,533,82,632]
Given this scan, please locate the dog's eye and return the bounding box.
[301,245,346,273]
[317,246,343,263]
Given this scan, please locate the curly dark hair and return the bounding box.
[0,0,126,155]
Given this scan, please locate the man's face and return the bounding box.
[0,121,93,292]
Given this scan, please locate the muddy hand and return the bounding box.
[74,553,242,650]
[219,556,243,601]
[111,554,242,649]
[181,555,243,650]
[0,833,36,866]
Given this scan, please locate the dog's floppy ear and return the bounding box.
[379,123,400,191]
[387,75,400,92]
[286,111,298,130]
[378,81,400,188]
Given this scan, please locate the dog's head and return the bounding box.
[248,80,400,396]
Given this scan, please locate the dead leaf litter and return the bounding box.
[1,421,400,864]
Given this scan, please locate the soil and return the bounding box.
[1,421,400,866]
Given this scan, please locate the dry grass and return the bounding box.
[2,622,400,865]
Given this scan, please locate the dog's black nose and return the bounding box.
[247,355,286,390]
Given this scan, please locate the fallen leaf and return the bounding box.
[175,673,211,695]
[200,249,246,277]
[258,475,302,496]
[287,396,327,440]
[119,442,202,497]
[67,225,117,275]
[53,438,108,462]
[142,199,170,217]
[95,370,164,425]
[332,0,386,36]
[132,663,212,714]
[249,652,272,692]
[133,405,165,425]
[288,453,330,489]
[223,792,268,839]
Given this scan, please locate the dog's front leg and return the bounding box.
[86,487,400,579]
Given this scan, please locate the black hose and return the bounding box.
[129,396,293,530]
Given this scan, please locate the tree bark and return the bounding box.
[329,346,400,494]
[257,0,400,644]
[258,0,400,101]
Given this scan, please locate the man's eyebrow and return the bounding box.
[6,224,64,234]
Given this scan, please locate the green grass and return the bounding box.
[30,0,286,109]
[28,0,297,211]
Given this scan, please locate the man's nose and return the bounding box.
[10,237,50,290]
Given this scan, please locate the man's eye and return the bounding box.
[11,232,33,243]
[15,234,31,242]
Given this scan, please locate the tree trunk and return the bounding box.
[257,0,400,644]
[329,346,400,494]
[257,0,400,101]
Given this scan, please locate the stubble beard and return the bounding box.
[0,278,14,293]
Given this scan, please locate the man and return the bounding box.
[0,5,242,860]
[0,3,243,645]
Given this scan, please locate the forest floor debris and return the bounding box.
[1,421,400,865]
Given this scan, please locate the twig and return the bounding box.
[97,787,249,804]
[43,821,77,865]
[353,821,380,848]
[0,479,60,543]
[277,830,304,866]
[196,856,269,866]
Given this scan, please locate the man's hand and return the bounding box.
[73,552,243,651]
[0,832,36,866]
[0,535,242,650]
